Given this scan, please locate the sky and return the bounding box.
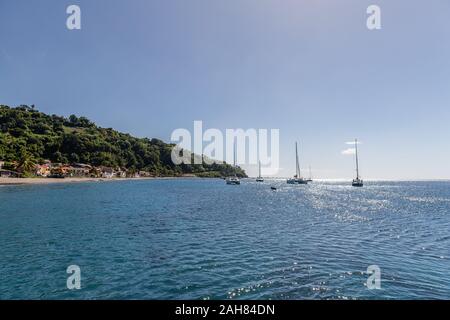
[1,0,450,179]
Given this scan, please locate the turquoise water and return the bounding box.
[0,179,449,299]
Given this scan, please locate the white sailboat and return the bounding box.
[256,161,264,182]
[226,142,240,185]
[287,142,308,184]
[352,139,363,187]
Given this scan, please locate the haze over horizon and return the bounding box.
[1,0,450,179]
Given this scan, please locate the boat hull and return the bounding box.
[226,177,241,185]
[287,178,308,185]
[352,179,363,187]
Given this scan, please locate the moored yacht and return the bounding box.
[226,142,240,185]
[287,142,308,184]
[351,138,363,187]
[256,161,264,182]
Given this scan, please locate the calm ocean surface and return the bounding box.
[0,179,449,299]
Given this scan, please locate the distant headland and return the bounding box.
[0,105,247,180]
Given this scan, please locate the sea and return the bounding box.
[0,179,449,299]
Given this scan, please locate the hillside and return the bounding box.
[0,105,246,178]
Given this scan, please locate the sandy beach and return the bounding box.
[0,177,112,185]
[0,177,166,185]
[0,175,206,185]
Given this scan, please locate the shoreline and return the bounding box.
[0,176,207,186]
[2,177,450,186]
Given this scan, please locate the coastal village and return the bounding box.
[0,159,154,179]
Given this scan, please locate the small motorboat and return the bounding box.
[226,176,241,185]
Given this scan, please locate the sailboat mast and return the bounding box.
[355,139,360,179]
[258,161,261,178]
[295,142,301,178]
[233,142,236,167]
[232,141,237,177]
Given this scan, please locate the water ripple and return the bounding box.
[1,179,450,299]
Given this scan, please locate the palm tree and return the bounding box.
[16,152,36,174]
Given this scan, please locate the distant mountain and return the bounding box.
[0,105,246,178]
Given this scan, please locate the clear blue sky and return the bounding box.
[1,0,450,179]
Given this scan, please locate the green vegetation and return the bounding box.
[0,105,246,178]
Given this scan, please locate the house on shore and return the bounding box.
[35,161,52,177]
[138,171,154,178]
[68,163,92,177]
[0,170,20,178]
[97,166,129,178]
[1,159,146,179]
[49,164,70,177]
[100,166,115,179]
[117,168,127,178]
[0,161,21,178]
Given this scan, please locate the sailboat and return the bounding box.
[287,142,308,184]
[306,166,313,182]
[226,142,240,185]
[256,161,264,182]
[352,139,363,187]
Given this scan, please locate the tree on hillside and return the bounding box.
[16,151,36,174]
